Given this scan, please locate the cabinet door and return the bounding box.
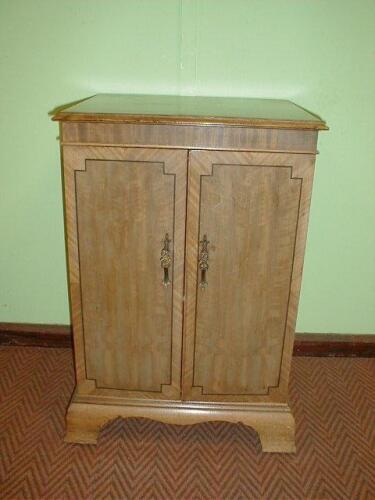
[183,150,315,403]
[63,146,187,400]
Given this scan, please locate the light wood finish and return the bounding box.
[63,146,187,400]
[65,398,295,453]
[53,94,327,130]
[183,151,315,403]
[61,122,319,154]
[55,96,326,453]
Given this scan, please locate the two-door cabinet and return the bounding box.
[53,94,327,452]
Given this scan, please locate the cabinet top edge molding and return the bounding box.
[52,94,328,131]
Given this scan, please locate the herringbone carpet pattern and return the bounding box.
[0,347,374,499]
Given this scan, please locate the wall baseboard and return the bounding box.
[0,323,72,348]
[293,333,375,357]
[0,323,374,357]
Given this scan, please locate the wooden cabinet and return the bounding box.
[53,94,327,452]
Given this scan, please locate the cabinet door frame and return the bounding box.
[182,150,316,403]
[62,145,187,401]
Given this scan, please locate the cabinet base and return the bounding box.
[65,397,296,453]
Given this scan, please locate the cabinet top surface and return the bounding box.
[52,94,328,130]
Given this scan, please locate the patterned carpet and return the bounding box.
[0,347,374,499]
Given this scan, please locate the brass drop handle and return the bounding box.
[199,234,209,288]
[160,233,172,287]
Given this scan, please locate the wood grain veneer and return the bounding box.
[62,146,186,401]
[182,151,315,404]
[53,95,327,452]
[60,122,319,154]
[74,151,186,397]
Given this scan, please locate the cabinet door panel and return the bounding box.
[183,150,315,403]
[63,146,187,400]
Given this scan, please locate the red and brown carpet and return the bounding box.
[0,346,374,499]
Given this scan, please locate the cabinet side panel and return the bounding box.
[62,147,87,382]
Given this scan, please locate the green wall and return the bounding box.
[1,0,374,333]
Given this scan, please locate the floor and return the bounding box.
[0,347,374,499]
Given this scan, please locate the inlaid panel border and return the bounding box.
[191,164,302,396]
[74,159,176,394]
